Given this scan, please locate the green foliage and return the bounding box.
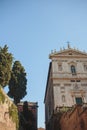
[0,45,13,87]
[0,87,5,103]
[58,106,73,113]
[8,61,27,104]
[9,103,19,130]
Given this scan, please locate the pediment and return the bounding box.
[68,61,77,65]
[49,48,87,58]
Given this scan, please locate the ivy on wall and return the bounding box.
[0,87,19,130]
[9,103,19,130]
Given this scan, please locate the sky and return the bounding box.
[0,0,87,128]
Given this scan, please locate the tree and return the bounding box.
[8,61,27,104]
[0,45,13,87]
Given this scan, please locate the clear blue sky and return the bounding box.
[0,0,87,128]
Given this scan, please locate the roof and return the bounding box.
[17,101,38,107]
[49,47,87,59]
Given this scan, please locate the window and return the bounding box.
[62,95,66,102]
[76,80,80,82]
[84,65,87,71]
[61,86,65,89]
[60,86,65,93]
[71,65,76,75]
[58,64,62,71]
[71,80,75,82]
[69,53,72,55]
[75,97,82,105]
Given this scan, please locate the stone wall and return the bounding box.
[47,105,87,130]
[0,87,17,130]
[60,105,87,130]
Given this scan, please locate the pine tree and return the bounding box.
[0,45,13,87]
[8,61,27,104]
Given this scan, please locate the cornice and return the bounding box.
[51,77,87,80]
[50,55,87,59]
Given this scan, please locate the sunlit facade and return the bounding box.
[44,45,87,130]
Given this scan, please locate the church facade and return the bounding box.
[44,45,87,130]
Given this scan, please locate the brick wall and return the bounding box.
[60,105,87,130]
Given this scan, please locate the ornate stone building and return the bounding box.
[44,45,87,130]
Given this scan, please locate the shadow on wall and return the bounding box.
[18,101,35,130]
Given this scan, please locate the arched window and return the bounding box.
[58,64,62,71]
[62,95,65,102]
[84,65,87,71]
[71,65,76,75]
